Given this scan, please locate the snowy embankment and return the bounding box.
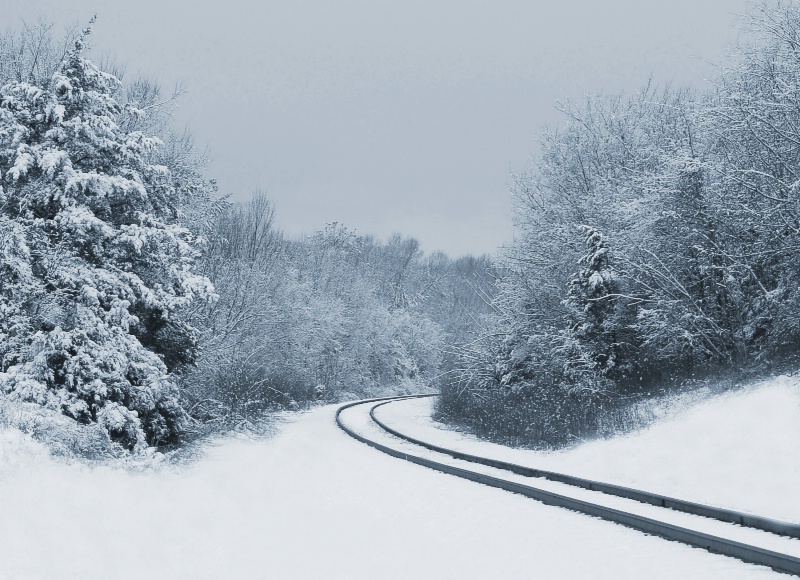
[379,375,800,524]
[0,381,795,579]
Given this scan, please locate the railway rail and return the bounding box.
[336,394,800,576]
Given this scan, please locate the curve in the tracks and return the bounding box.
[369,397,800,540]
[336,395,800,576]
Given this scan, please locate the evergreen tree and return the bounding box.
[0,24,213,450]
[562,226,623,390]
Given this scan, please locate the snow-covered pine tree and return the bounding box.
[0,24,213,450]
[562,226,623,391]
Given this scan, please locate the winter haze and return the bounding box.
[2,2,800,577]
[3,0,746,256]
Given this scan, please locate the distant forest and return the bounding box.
[1,2,799,457]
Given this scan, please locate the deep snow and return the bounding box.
[0,378,796,579]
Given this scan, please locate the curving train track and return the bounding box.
[336,394,800,576]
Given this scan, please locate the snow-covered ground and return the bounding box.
[378,375,800,524]
[0,380,795,579]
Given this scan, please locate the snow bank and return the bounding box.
[0,385,792,579]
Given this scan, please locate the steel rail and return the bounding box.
[336,395,800,576]
[369,397,800,540]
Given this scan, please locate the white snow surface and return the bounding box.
[378,375,800,525]
[0,379,796,579]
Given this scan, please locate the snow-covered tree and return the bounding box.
[0,25,213,450]
[561,226,621,389]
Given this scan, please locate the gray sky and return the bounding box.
[4,0,748,257]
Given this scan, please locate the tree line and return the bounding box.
[437,1,800,447]
[3,2,797,457]
[182,199,495,433]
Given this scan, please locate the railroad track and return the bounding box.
[336,394,800,576]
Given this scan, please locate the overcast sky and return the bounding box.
[5,0,748,257]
